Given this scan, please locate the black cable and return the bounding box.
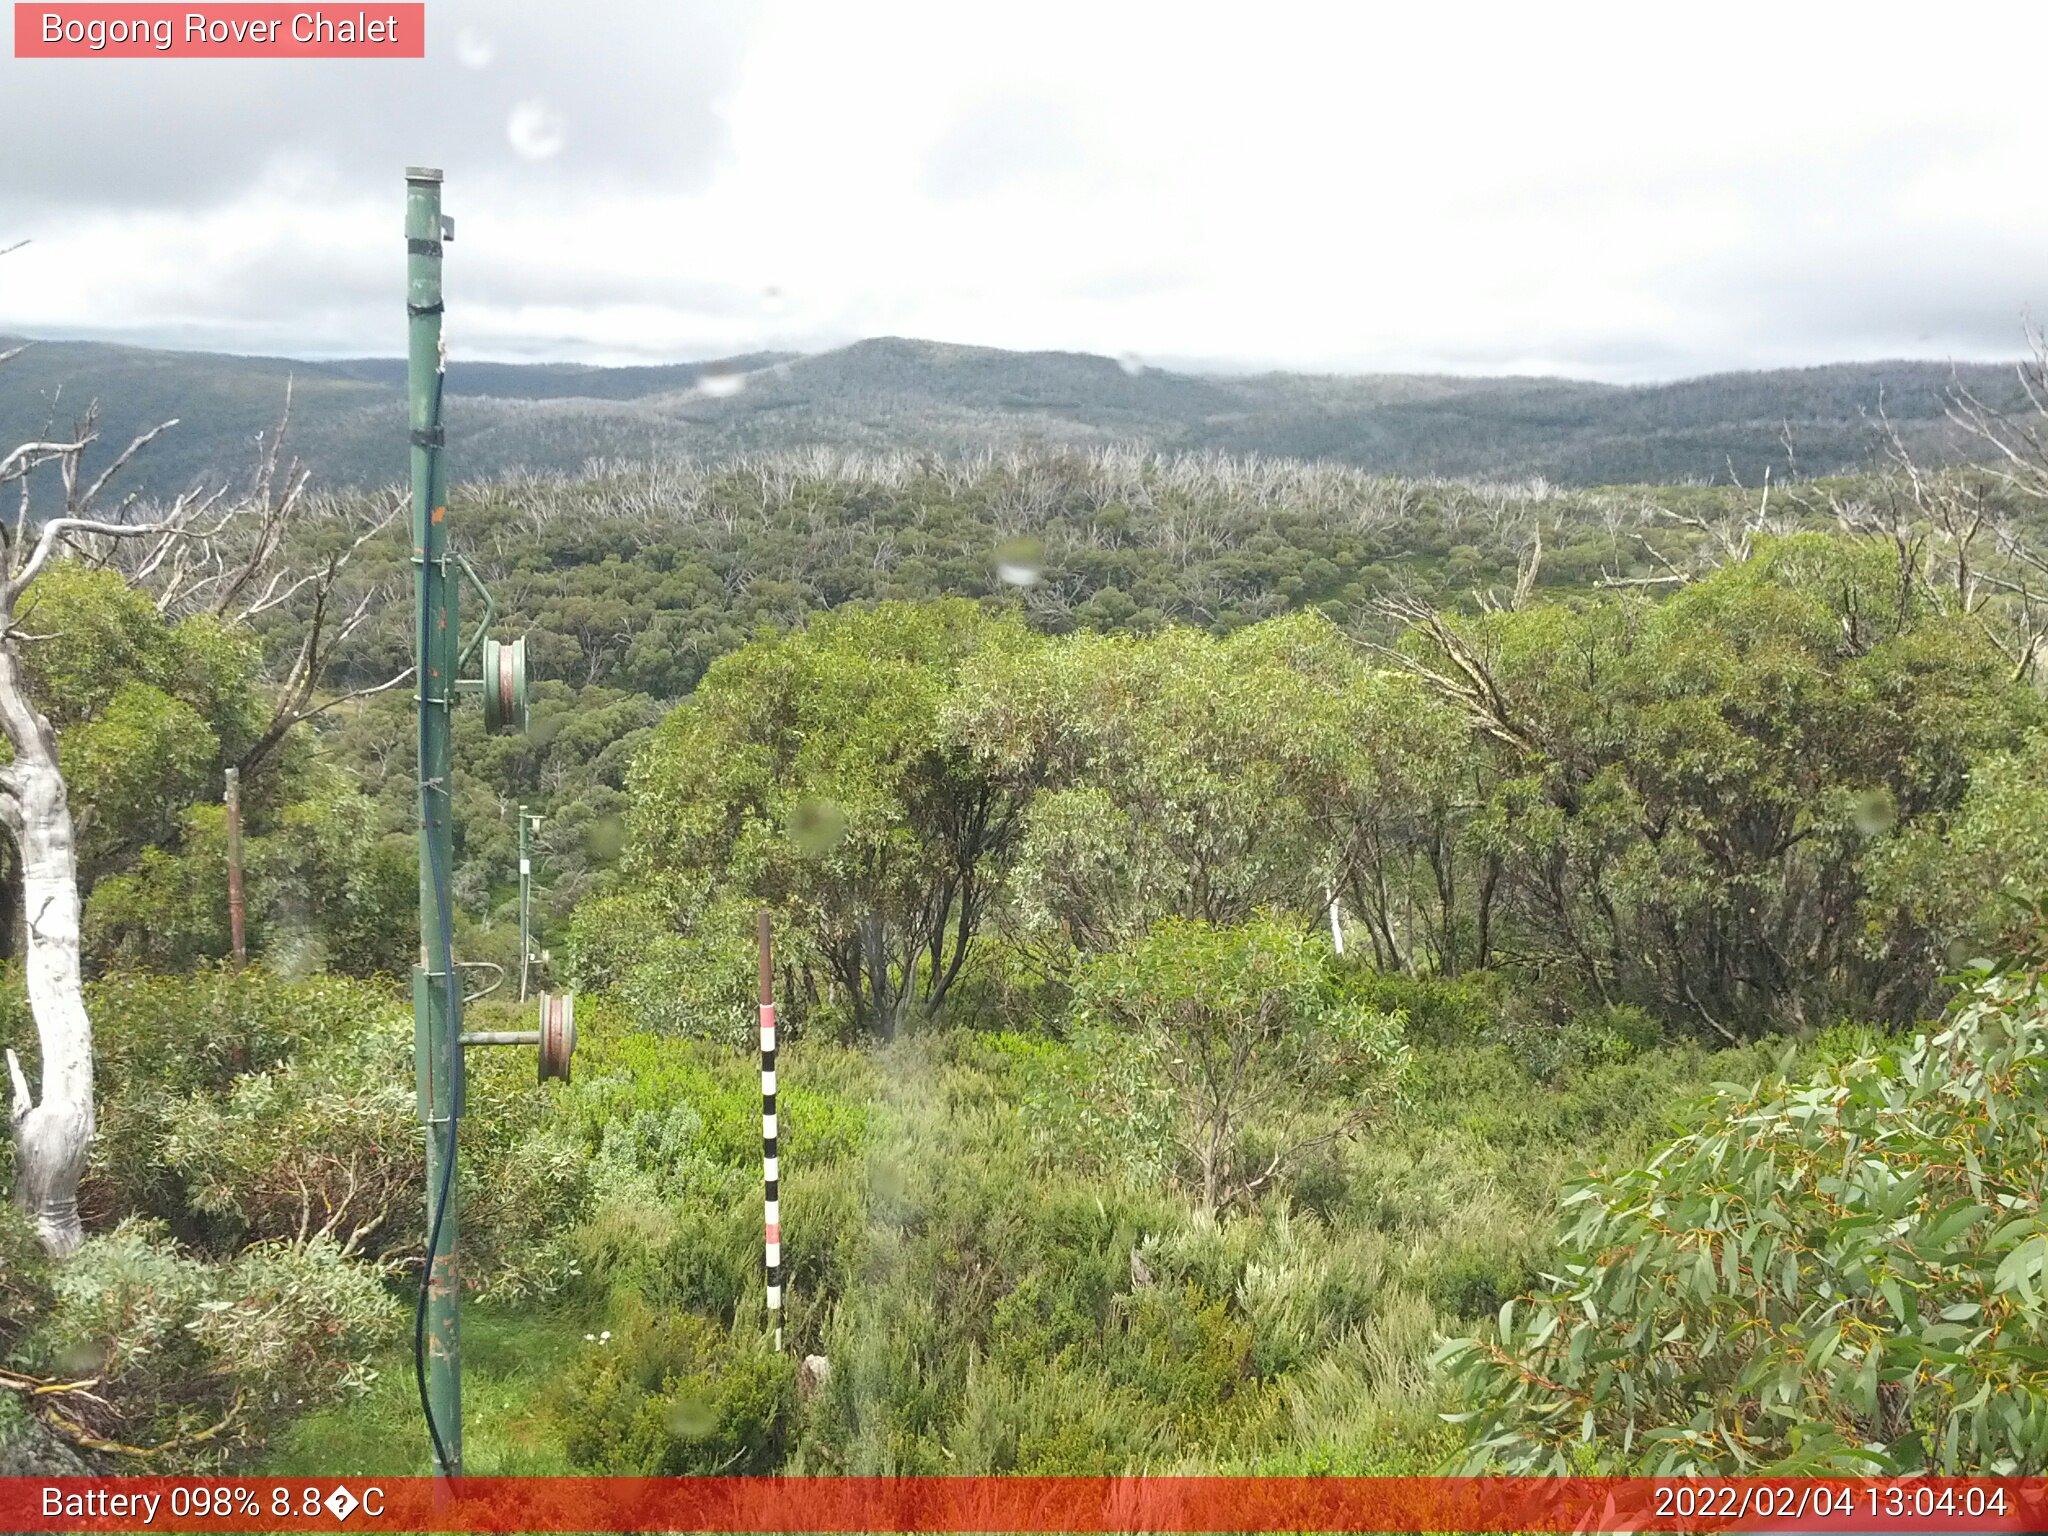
[413,362,462,1480]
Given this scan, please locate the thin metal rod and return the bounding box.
[760,909,781,1351]
[457,1030,540,1047]
[517,805,531,1002]
[223,767,246,968]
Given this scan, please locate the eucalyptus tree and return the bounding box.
[949,621,1331,964]
[628,599,1037,1040]
[1229,613,1485,975]
[1380,534,2041,1035]
[1443,972,2048,1473]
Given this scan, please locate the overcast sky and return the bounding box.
[2,1,2044,381]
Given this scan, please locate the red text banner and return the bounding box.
[1,1476,2045,1532]
[14,5,424,58]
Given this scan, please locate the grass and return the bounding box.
[261,1303,594,1477]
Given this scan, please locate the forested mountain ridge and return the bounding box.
[0,331,2024,494]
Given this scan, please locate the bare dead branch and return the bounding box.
[78,418,179,511]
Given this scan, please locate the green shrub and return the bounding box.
[1342,968,1669,1082]
[159,1016,418,1256]
[1072,915,1407,1212]
[988,1270,1104,1375]
[941,938,1071,1036]
[99,968,389,1098]
[1416,1236,1534,1321]
[192,1238,399,1409]
[564,1027,870,1176]
[136,993,587,1291]
[1558,1003,1662,1067]
[567,1193,688,1305]
[1335,969,1505,1046]
[1261,1297,1461,1474]
[0,1202,52,1360]
[1441,971,2048,1474]
[948,1359,1174,1473]
[1496,1001,1669,1081]
[557,1309,794,1474]
[557,1029,871,1333]
[563,894,762,1045]
[1106,1282,1257,1424]
[632,1202,759,1322]
[74,969,403,1232]
[25,1220,395,1465]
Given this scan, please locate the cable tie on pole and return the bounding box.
[411,427,445,448]
[407,300,445,318]
[407,238,442,257]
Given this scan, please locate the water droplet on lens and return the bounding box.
[790,799,848,857]
[871,1160,907,1200]
[696,371,746,400]
[995,536,1043,588]
[666,1396,717,1440]
[1850,789,1896,838]
[507,100,567,161]
[1117,352,1146,376]
[585,814,626,862]
[455,25,493,68]
[760,285,785,315]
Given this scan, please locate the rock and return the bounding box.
[0,1400,90,1476]
[796,1354,831,1401]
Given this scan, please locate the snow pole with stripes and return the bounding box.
[759,909,782,1350]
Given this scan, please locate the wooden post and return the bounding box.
[224,767,246,969]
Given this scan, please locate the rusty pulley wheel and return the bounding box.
[480,635,529,736]
[536,991,575,1083]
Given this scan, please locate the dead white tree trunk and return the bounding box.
[0,643,91,1253]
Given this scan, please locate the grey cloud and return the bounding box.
[1672,229,2045,368]
[0,1,752,217]
[922,93,1092,202]
[1064,265,1192,304]
[3,8,2043,383]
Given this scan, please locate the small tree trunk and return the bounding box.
[224,766,246,968]
[1198,1136,1221,1215]
[0,646,93,1257]
[859,913,897,1043]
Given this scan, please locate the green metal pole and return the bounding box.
[518,805,531,1003]
[406,165,462,1479]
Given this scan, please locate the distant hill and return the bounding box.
[0,333,2023,495]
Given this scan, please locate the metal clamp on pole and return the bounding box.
[457,992,575,1084]
[480,635,528,734]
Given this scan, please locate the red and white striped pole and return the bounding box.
[759,910,782,1351]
